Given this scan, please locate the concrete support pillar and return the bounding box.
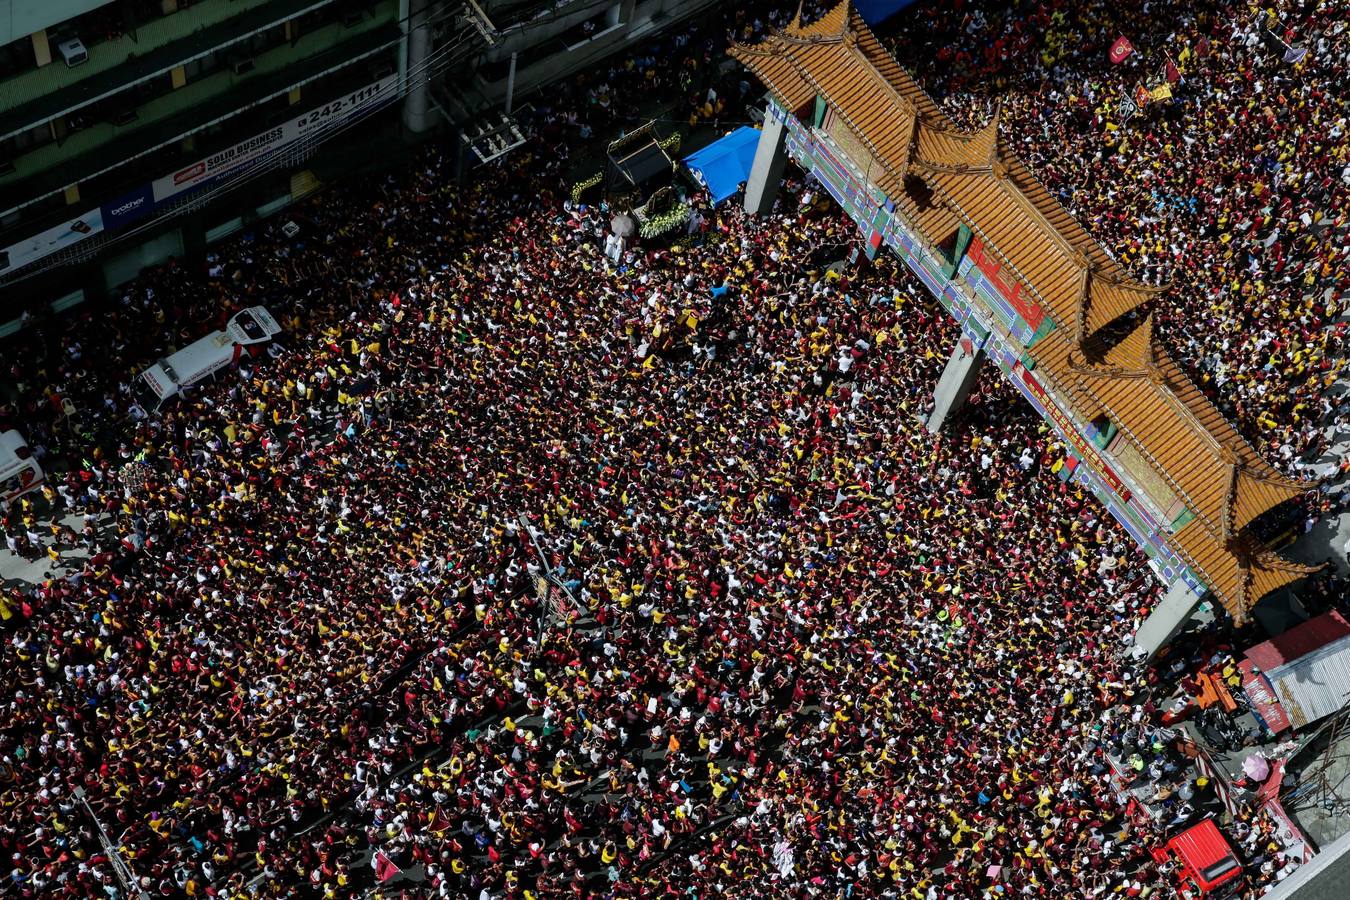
[743,111,789,216]
[1130,580,1204,662]
[181,209,207,264]
[31,30,52,68]
[402,0,434,134]
[926,339,985,432]
[397,0,410,92]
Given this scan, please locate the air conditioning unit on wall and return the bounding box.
[57,38,89,68]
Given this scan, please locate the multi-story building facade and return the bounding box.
[0,0,717,320]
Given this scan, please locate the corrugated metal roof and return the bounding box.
[1239,658,1294,734]
[1246,611,1350,673]
[1266,634,1350,729]
[728,1,1318,622]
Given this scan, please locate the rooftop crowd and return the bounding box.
[0,1,1344,898]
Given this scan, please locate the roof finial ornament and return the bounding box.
[984,101,1002,164]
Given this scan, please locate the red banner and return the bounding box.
[966,236,1045,331]
[1110,36,1135,64]
[1020,367,1132,502]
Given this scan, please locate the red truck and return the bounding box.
[1165,818,1245,897]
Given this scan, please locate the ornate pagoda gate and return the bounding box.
[730,1,1316,650]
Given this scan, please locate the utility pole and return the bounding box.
[505,51,518,115]
[401,0,435,133]
[464,0,498,46]
[73,787,150,900]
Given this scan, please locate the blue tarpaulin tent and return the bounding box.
[683,127,761,204]
[854,0,919,26]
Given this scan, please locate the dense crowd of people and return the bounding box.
[0,1,1345,898]
[888,0,1350,486]
[1,157,1170,898]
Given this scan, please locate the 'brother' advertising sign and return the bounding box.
[100,184,157,229]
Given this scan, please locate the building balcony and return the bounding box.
[0,0,343,144]
[0,12,398,215]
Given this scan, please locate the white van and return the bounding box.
[133,306,281,411]
[0,429,45,507]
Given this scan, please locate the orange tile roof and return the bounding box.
[729,1,1317,621]
[843,10,946,121]
[1065,317,1308,541]
[914,151,1175,339]
[733,48,816,112]
[1171,524,1322,625]
[915,112,999,170]
[733,4,1168,341]
[731,16,924,198]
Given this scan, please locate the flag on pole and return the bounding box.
[1134,84,1152,108]
[1283,45,1308,64]
[1149,83,1173,102]
[1110,36,1135,64]
[1165,59,1181,83]
[1262,28,1296,57]
[427,808,453,834]
[1196,36,1211,58]
[373,851,402,883]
